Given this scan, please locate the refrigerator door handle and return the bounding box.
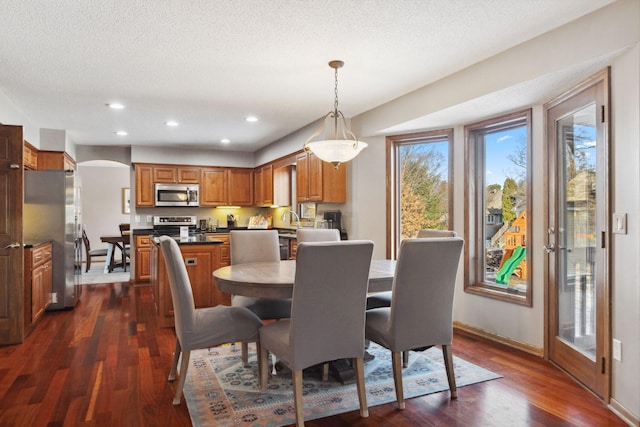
[3,242,21,249]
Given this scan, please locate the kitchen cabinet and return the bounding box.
[134,164,154,207]
[23,141,38,170]
[150,240,223,328]
[201,167,253,207]
[134,235,152,281]
[24,242,52,329]
[153,166,200,183]
[273,165,291,207]
[38,150,76,171]
[296,151,346,203]
[208,233,231,306]
[254,164,273,206]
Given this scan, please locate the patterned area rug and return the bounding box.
[183,343,501,426]
[81,261,130,285]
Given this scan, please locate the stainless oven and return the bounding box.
[155,183,199,207]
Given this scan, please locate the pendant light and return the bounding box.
[303,60,367,169]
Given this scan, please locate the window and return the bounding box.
[387,129,453,259]
[464,110,532,305]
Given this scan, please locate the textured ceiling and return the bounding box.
[0,0,614,152]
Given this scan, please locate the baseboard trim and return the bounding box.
[453,321,544,357]
[609,398,640,427]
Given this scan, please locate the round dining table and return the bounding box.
[213,259,396,299]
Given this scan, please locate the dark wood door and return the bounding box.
[0,124,24,344]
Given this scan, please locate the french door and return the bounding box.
[545,69,609,399]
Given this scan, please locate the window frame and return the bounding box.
[464,109,533,306]
[386,129,454,259]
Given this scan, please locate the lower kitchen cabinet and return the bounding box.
[150,240,224,328]
[207,233,231,306]
[134,235,151,282]
[24,242,53,329]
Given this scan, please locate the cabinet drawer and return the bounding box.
[32,243,52,267]
[135,235,151,247]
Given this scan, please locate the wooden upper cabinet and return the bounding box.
[23,141,38,170]
[153,166,200,183]
[296,151,346,203]
[254,165,272,206]
[273,165,292,207]
[200,167,228,206]
[37,150,76,171]
[135,164,154,207]
[228,168,254,206]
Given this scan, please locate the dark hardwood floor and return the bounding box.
[0,282,627,426]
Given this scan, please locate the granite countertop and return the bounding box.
[23,240,52,249]
[152,234,225,245]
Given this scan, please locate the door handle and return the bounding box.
[3,242,21,249]
[544,244,555,253]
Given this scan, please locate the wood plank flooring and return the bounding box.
[0,282,627,426]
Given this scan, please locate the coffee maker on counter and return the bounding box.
[323,211,342,230]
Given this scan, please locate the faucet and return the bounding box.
[281,210,301,228]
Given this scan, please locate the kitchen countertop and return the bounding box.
[152,234,225,245]
[23,240,53,248]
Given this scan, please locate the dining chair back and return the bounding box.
[295,228,340,242]
[416,229,458,238]
[159,236,263,405]
[259,240,374,426]
[230,229,290,365]
[365,236,463,408]
[118,223,131,271]
[82,227,108,272]
[366,229,457,311]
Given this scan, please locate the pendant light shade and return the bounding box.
[303,60,367,169]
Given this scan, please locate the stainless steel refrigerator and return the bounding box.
[24,170,82,310]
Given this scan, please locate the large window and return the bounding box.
[387,129,453,259]
[464,110,532,305]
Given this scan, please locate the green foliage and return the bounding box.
[400,143,448,238]
[502,177,518,221]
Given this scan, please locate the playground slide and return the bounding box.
[495,246,526,285]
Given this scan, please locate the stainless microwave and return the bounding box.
[155,183,199,207]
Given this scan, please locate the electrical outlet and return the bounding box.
[612,213,627,234]
[147,215,153,222]
[51,293,58,304]
[613,339,622,361]
[135,215,141,223]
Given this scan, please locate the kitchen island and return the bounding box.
[149,235,227,328]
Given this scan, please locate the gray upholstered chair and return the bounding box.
[295,228,340,243]
[295,227,340,380]
[365,237,463,409]
[366,229,458,310]
[230,230,291,365]
[259,240,374,427]
[158,236,263,405]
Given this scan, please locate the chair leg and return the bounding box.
[442,344,457,399]
[402,350,409,368]
[352,357,369,418]
[259,345,269,391]
[168,339,181,381]
[391,351,405,409]
[292,369,305,427]
[241,341,250,366]
[172,350,191,405]
[322,362,329,382]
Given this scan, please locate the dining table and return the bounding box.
[213,258,397,384]
[100,235,129,273]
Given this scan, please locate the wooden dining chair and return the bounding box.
[365,236,463,409]
[259,240,374,427]
[119,223,131,271]
[82,227,107,272]
[158,236,263,405]
[230,230,291,365]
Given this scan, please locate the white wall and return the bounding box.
[77,162,131,252]
[0,89,40,145]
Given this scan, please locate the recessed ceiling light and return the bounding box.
[107,103,125,110]
[221,138,230,144]
[165,120,179,127]
[245,116,258,123]
[115,130,128,136]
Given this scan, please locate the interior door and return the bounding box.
[0,124,24,344]
[545,70,609,399]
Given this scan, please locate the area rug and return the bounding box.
[183,343,501,426]
[81,261,130,285]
